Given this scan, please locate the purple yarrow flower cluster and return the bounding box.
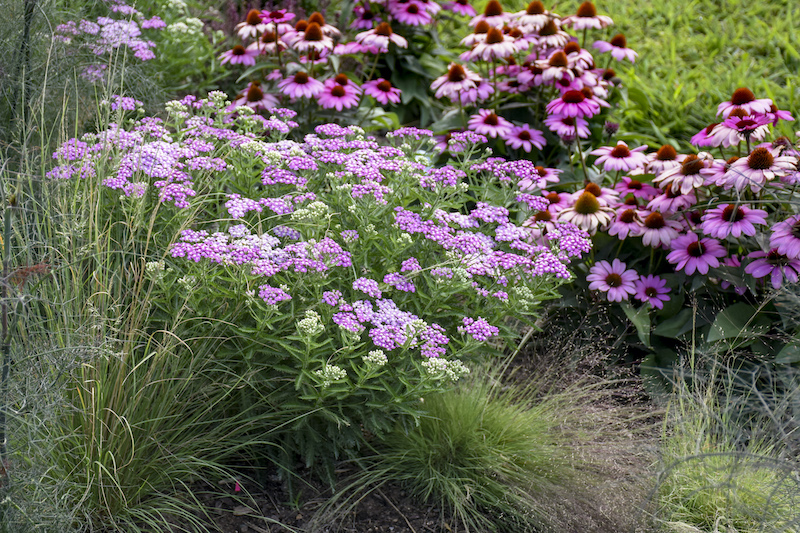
[103,95,143,111]
[384,272,416,292]
[353,277,382,299]
[56,2,163,65]
[458,317,499,341]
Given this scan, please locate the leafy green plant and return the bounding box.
[45,92,588,485]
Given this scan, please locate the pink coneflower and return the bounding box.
[391,1,433,25]
[334,41,381,55]
[544,115,590,138]
[468,109,513,138]
[646,144,683,175]
[306,12,341,38]
[260,9,295,25]
[469,0,510,27]
[576,182,619,207]
[587,259,638,302]
[699,156,735,187]
[299,48,332,64]
[709,112,771,148]
[517,62,544,86]
[647,184,697,214]
[769,214,800,259]
[721,146,796,193]
[546,90,601,118]
[717,87,773,118]
[666,233,726,275]
[562,1,613,29]
[640,211,682,247]
[469,27,520,61]
[653,153,713,195]
[290,21,334,52]
[745,249,800,289]
[363,78,402,104]
[522,211,558,243]
[247,30,287,55]
[235,9,268,39]
[593,34,637,62]
[608,206,644,239]
[456,80,495,105]
[515,0,555,31]
[536,50,574,83]
[317,78,360,110]
[541,190,571,214]
[766,103,794,126]
[350,6,380,29]
[461,19,491,47]
[634,275,671,309]
[535,19,570,48]
[515,167,562,191]
[356,22,408,50]
[417,0,442,16]
[446,0,477,16]
[497,78,526,94]
[232,81,280,111]
[431,63,481,100]
[219,45,259,66]
[590,141,649,173]
[557,190,613,234]
[614,177,659,201]
[690,123,721,148]
[515,166,560,191]
[443,0,478,17]
[505,124,546,152]
[701,203,768,239]
[563,41,595,70]
[277,71,324,99]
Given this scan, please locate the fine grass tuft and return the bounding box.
[655,356,800,532]
[312,360,657,533]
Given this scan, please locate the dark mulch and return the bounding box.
[190,471,447,533]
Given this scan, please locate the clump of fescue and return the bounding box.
[311,360,658,533]
[654,356,800,532]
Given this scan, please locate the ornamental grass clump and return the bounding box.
[655,356,800,532]
[310,362,657,533]
[47,93,590,481]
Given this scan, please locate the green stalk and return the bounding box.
[0,194,13,478]
[575,123,590,185]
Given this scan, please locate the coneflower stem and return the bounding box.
[366,54,380,84]
[575,123,590,185]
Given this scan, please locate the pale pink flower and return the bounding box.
[277,72,324,99]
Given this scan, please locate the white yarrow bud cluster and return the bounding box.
[178,275,196,290]
[421,358,470,381]
[165,100,188,114]
[208,91,229,109]
[315,364,347,387]
[291,201,329,222]
[145,260,166,281]
[297,310,324,337]
[363,349,388,367]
